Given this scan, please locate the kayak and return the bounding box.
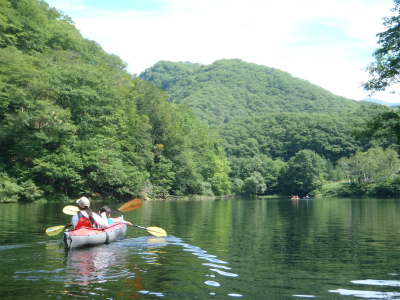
[63,217,127,249]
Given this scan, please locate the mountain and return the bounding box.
[361,98,400,107]
[141,59,360,125]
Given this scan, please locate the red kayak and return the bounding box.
[63,217,127,249]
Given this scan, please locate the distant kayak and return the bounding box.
[63,217,127,249]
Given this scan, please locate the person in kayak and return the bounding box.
[72,197,108,229]
[99,205,114,225]
[99,205,133,227]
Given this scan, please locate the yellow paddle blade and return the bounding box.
[46,225,66,236]
[146,226,167,237]
[63,205,79,216]
[117,198,142,212]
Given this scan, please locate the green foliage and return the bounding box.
[337,147,400,183]
[220,106,393,164]
[356,109,400,144]
[142,59,400,198]
[0,172,21,203]
[363,0,400,94]
[141,59,360,126]
[231,178,244,195]
[278,150,327,195]
[242,171,267,195]
[334,147,400,197]
[19,179,43,201]
[149,155,175,198]
[318,181,347,197]
[368,177,400,197]
[229,154,283,194]
[0,0,231,201]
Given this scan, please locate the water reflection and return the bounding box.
[61,236,243,298]
[62,236,166,298]
[65,245,129,285]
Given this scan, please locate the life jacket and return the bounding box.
[76,211,91,229]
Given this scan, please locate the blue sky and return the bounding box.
[46,0,399,102]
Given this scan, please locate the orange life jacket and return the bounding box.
[76,211,91,229]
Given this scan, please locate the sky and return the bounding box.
[45,0,400,103]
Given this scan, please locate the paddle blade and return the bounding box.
[146,226,167,237]
[63,205,79,215]
[117,198,142,212]
[46,225,66,236]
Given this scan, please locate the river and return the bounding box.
[1,197,400,299]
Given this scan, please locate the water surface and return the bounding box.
[1,197,400,299]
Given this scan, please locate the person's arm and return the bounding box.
[93,213,108,228]
[110,218,132,226]
[100,212,109,225]
[71,214,79,229]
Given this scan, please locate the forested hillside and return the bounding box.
[0,0,231,202]
[141,59,360,125]
[143,60,400,197]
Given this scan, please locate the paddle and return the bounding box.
[112,198,142,213]
[63,205,79,215]
[46,224,73,236]
[129,224,167,237]
[62,198,143,216]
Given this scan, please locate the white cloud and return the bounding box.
[46,0,399,102]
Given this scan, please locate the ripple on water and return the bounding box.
[198,256,228,264]
[205,280,221,287]
[228,293,243,297]
[202,263,231,270]
[169,238,243,297]
[352,279,400,287]
[330,278,400,299]
[0,244,27,251]
[330,289,400,299]
[139,290,165,297]
[210,268,238,277]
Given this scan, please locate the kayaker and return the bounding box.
[72,197,108,229]
[99,205,133,227]
[99,205,114,225]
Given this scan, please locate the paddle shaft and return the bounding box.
[128,224,167,237]
[130,224,146,230]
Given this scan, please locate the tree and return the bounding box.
[337,147,400,183]
[363,0,400,94]
[358,109,400,144]
[278,150,326,195]
[229,154,283,194]
[242,172,266,195]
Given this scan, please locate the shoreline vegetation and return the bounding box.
[3,181,399,204]
[1,0,400,203]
